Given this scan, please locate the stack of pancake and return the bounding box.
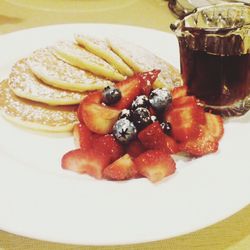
[0,34,181,132]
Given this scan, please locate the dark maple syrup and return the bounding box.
[179,39,250,106]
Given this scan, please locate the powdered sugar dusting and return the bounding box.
[28,47,113,90]
[8,58,85,104]
[1,80,77,127]
[108,38,182,86]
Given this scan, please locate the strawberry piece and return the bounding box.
[172,96,197,109]
[172,85,188,99]
[113,75,142,109]
[93,134,124,162]
[61,149,110,179]
[165,106,205,142]
[179,126,219,157]
[126,139,145,158]
[79,91,120,134]
[134,150,176,182]
[103,154,138,180]
[204,113,224,140]
[137,69,161,96]
[73,123,94,150]
[138,122,179,154]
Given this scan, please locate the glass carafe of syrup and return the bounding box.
[171,3,250,116]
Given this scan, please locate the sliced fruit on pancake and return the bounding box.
[75,34,133,76]
[0,80,78,132]
[108,38,182,89]
[53,41,125,81]
[28,47,113,92]
[8,58,86,106]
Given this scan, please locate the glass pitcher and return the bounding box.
[171,3,250,116]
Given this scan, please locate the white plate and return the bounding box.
[0,24,249,246]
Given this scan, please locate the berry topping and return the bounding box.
[137,69,161,96]
[151,115,158,123]
[79,91,120,134]
[131,95,150,110]
[134,150,176,183]
[102,86,121,105]
[61,148,110,179]
[119,108,133,121]
[113,75,141,109]
[138,122,179,154]
[149,88,172,112]
[113,118,137,144]
[160,122,172,136]
[172,85,188,99]
[103,154,138,181]
[133,107,152,130]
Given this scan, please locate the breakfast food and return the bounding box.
[29,47,113,92]
[53,41,125,81]
[62,72,224,182]
[108,38,182,89]
[75,34,133,76]
[0,80,78,132]
[0,32,225,183]
[9,58,86,105]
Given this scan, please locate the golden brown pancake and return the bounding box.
[53,41,126,81]
[108,38,182,89]
[75,34,133,76]
[8,58,86,106]
[0,80,78,132]
[29,47,113,92]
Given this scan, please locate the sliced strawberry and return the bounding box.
[73,123,94,150]
[126,139,145,158]
[138,122,179,154]
[134,150,176,182]
[113,75,142,109]
[172,96,197,109]
[165,106,205,142]
[61,149,110,179]
[103,154,138,180]
[179,126,219,157]
[79,91,120,134]
[172,85,187,99]
[204,113,224,140]
[137,69,161,96]
[93,134,124,162]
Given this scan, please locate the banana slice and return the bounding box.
[29,48,113,92]
[108,38,182,89]
[0,80,78,132]
[75,34,133,76]
[53,41,125,81]
[9,58,86,106]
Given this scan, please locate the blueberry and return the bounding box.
[161,122,172,136]
[113,118,137,144]
[151,115,158,123]
[131,95,149,110]
[102,86,121,105]
[149,88,172,112]
[118,109,133,121]
[133,107,152,130]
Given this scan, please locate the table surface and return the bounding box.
[0,0,249,249]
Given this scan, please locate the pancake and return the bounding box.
[108,38,182,90]
[0,80,78,132]
[29,48,113,92]
[75,34,133,76]
[9,58,86,106]
[53,41,125,81]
